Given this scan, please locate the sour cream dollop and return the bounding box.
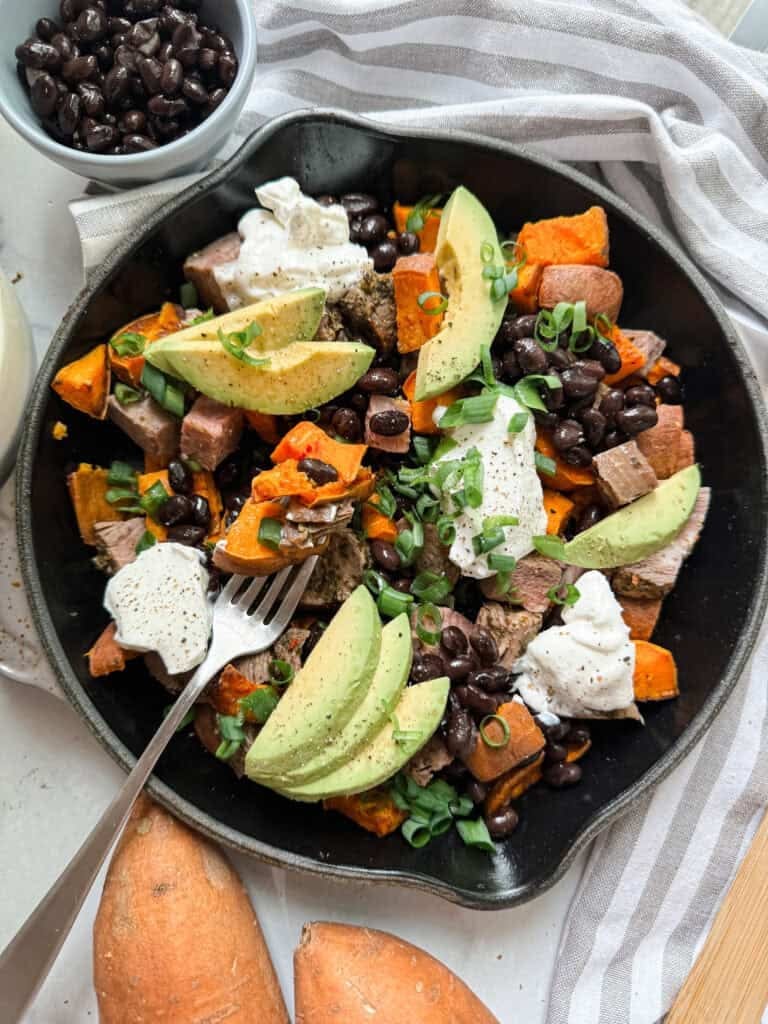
[104,543,212,675]
[513,571,636,718]
[214,177,372,308]
[433,393,547,579]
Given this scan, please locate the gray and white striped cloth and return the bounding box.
[67,2,768,1021]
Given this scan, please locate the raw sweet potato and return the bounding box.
[87,622,140,677]
[604,325,646,385]
[543,488,576,535]
[402,370,463,434]
[392,200,443,252]
[52,344,110,419]
[94,796,288,1024]
[464,701,545,783]
[516,206,610,268]
[392,253,445,353]
[67,463,123,545]
[323,789,408,837]
[538,264,623,322]
[294,922,499,1024]
[109,302,184,387]
[647,355,681,386]
[633,640,679,701]
[271,421,367,485]
[509,260,544,313]
[619,595,663,641]
[536,431,596,490]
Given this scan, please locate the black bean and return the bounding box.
[128,17,161,55]
[441,625,469,656]
[102,111,117,125]
[548,348,575,371]
[298,457,339,486]
[625,384,656,408]
[215,456,241,490]
[369,409,409,436]
[137,55,164,94]
[200,28,228,51]
[148,94,187,117]
[392,577,412,594]
[91,43,112,70]
[182,77,208,104]
[470,628,498,666]
[371,239,398,272]
[198,46,217,72]
[30,74,59,117]
[501,349,521,383]
[552,418,584,452]
[578,503,603,532]
[123,133,156,151]
[85,122,118,151]
[567,724,591,746]
[575,359,606,381]
[594,339,622,374]
[168,458,193,494]
[340,193,379,219]
[514,337,548,374]
[215,50,237,85]
[119,107,146,132]
[57,91,81,135]
[581,408,607,448]
[544,761,583,788]
[158,494,194,526]
[74,7,108,43]
[655,374,682,404]
[444,656,473,683]
[615,404,658,436]
[159,5,194,34]
[60,0,76,19]
[331,407,362,442]
[108,16,132,35]
[602,429,626,450]
[357,367,399,395]
[397,230,419,255]
[190,494,211,530]
[466,779,488,805]
[445,708,475,759]
[536,715,569,742]
[36,18,59,42]
[533,409,559,431]
[159,56,183,93]
[16,39,62,71]
[225,493,247,518]
[370,539,401,573]
[166,523,205,546]
[599,388,625,423]
[205,86,227,114]
[103,63,129,102]
[157,40,174,62]
[486,807,519,839]
[353,213,388,246]
[126,0,162,14]
[172,22,202,68]
[454,684,498,716]
[561,366,599,399]
[411,653,446,684]
[562,444,593,467]
[544,374,564,411]
[302,621,326,659]
[545,741,568,763]
[511,313,538,340]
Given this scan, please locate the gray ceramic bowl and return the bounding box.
[0,0,257,187]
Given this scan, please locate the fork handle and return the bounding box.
[0,653,218,1022]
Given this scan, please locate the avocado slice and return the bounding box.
[563,464,701,569]
[146,338,375,414]
[166,288,326,352]
[275,676,450,802]
[275,614,412,786]
[414,187,507,401]
[245,587,381,779]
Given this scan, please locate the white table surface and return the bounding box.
[0,115,584,1023]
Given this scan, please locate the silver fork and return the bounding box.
[0,557,318,1023]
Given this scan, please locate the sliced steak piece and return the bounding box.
[233,626,309,684]
[413,607,475,653]
[539,265,623,322]
[336,270,397,355]
[313,304,348,341]
[406,735,454,787]
[612,487,711,599]
[183,231,242,313]
[617,594,663,641]
[365,395,411,454]
[144,650,193,695]
[480,553,562,613]
[475,603,543,669]
[414,522,460,585]
[107,394,180,463]
[635,405,690,480]
[593,441,658,508]
[92,518,145,573]
[300,530,369,608]
[193,703,257,778]
[181,395,244,471]
[623,329,666,374]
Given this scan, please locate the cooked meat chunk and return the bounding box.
[539,265,623,322]
[337,270,397,355]
[593,441,658,508]
[313,304,348,341]
[365,395,411,454]
[281,503,354,552]
[480,553,562,613]
[414,523,460,585]
[232,626,309,684]
[107,394,180,463]
[300,530,369,608]
[475,603,542,669]
[92,518,145,573]
[144,651,193,695]
[183,232,241,313]
[617,595,663,641]
[413,606,475,653]
[181,395,244,471]
[636,405,694,480]
[406,735,454,787]
[623,329,666,375]
[193,703,257,778]
[612,487,710,598]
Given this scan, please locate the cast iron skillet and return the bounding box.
[17,110,768,909]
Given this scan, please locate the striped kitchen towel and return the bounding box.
[65,2,768,1021]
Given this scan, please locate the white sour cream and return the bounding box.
[214,177,372,308]
[433,393,547,579]
[104,543,212,675]
[513,571,636,718]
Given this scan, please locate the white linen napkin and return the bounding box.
[3,2,768,1021]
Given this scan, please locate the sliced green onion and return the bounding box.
[569,328,595,354]
[547,583,581,607]
[456,818,496,852]
[482,264,503,280]
[491,275,509,301]
[480,343,495,387]
[472,526,505,556]
[462,453,484,509]
[140,480,171,520]
[239,685,280,724]
[135,530,157,555]
[269,659,295,686]
[258,517,283,550]
[373,483,397,519]
[533,311,560,353]
[395,529,415,565]
[480,240,496,264]
[436,515,456,547]
[507,410,529,434]
[190,308,215,325]
[182,456,202,472]
[215,739,243,761]
[110,331,145,357]
[163,704,195,732]
[501,239,526,267]
[514,374,562,412]
[411,571,453,604]
[571,299,588,335]
[180,281,198,308]
[415,602,442,646]
[402,817,432,848]
[105,486,138,505]
[378,585,414,619]
[218,321,270,367]
[551,302,575,334]
[140,363,186,418]
[449,795,474,818]
[533,534,566,560]
[535,451,557,476]
[406,193,442,233]
[429,808,454,836]
[480,714,511,748]
[484,514,519,530]
[107,460,137,487]
[438,392,498,429]
[432,435,459,460]
[416,492,440,521]
[216,712,245,757]
[594,312,614,343]
[114,383,142,405]
[412,435,436,465]
[503,268,519,292]
[488,552,517,573]
[417,291,449,316]
[495,571,513,594]
[163,382,186,419]
[363,569,387,596]
[398,465,430,486]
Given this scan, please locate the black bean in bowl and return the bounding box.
[14,1,239,154]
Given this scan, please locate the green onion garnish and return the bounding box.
[417,291,449,316]
[472,526,505,556]
[490,276,509,301]
[484,515,519,530]
[180,281,198,308]
[533,535,567,560]
[190,308,215,326]
[372,483,397,520]
[215,713,246,759]
[105,486,138,505]
[218,321,270,367]
[415,602,442,646]
[480,343,496,388]
[547,583,581,607]
[378,585,414,619]
[110,331,146,357]
[412,435,436,465]
[488,552,517,573]
[456,818,496,852]
[535,451,557,476]
[140,480,171,521]
[513,374,562,413]
[215,739,243,761]
[438,392,498,430]
[411,571,453,604]
[140,362,186,418]
[406,193,442,233]
[269,660,295,686]
[163,382,186,419]
[239,686,280,724]
[363,569,387,596]
[500,239,526,266]
[390,712,423,745]
[182,456,202,472]
[401,817,432,848]
[436,515,456,547]
[114,383,142,405]
[507,411,529,434]
[462,452,484,509]
[416,492,440,521]
[480,714,511,748]
[258,517,283,550]
[107,460,137,487]
[432,435,459,460]
[162,704,196,732]
[135,530,157,556]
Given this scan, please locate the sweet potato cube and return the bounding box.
[509,261,544,313]
[484,752,545,816]
[67,463,123,545]
[619,595,663,641]
[516,206,609,268]
[543,489,575,535]
[633,640,679,701]
[392,201,442,252]
[87,622,140,678]
[324,789,408,837]
[464,701,545,783]
[52,344,110,419]
[393,253,445,354]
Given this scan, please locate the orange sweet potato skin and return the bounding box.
[94,797,288,1024]
[464,701,545,783]
[52,344,110,419]
[633,640,679,701]
[294,922,499,1024]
